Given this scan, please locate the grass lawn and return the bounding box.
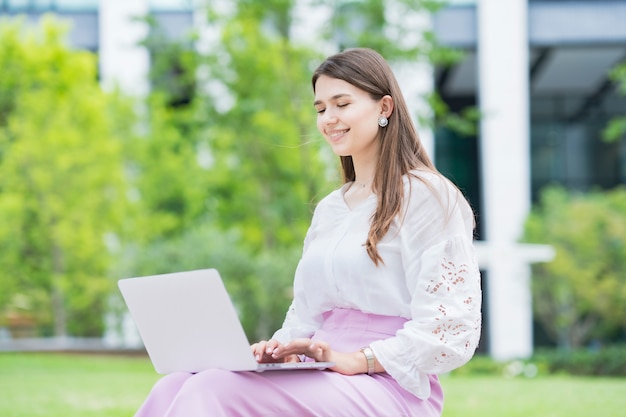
[1,352,625,417]
[0,352,159,417]
[440,373,626,417]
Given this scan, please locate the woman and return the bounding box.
[135,47,481,417]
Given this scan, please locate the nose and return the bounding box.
[319,108,338,126]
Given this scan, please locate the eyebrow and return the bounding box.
[313,93,352,107]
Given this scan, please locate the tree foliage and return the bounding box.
[110,218,298,340]
[123,16,210,243]
[115,3,331,340]
[522,186,626,349]
[200,15,328,250]
[0,16,133,336]
[603,60,626,143]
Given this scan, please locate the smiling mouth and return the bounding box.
[328,129,349,140]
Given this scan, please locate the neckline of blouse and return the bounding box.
[339,182,377,212]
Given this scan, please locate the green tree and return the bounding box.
[0,16,133,336]
[111,217,298,340]
[603,60,626,143]
[201,8,329,251]
[112,5,327,340]
[127,17,210,243]
[522,186,626,349]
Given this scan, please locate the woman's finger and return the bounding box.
[272,338,311,357]
[265,339,280,354]
[251,340,266,361]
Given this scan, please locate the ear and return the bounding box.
[380,95,394,118]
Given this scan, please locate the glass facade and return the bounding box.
[435,1,626,207]
[437,103,626,207]
[0,0,98,10]
[149,0,192,10]
[0,0,192,11]
[56,0,97,8]
[531,120,626,197]
[434,128,483,237]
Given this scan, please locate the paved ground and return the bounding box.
[0,335,145,355]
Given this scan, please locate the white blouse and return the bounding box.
[272,170,482,399]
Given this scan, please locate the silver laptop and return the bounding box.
[118,268,334,374]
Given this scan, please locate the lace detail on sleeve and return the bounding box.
[369,236,482,399]
[428,257,479,311]
[427,257,482,366]
[427,257,469,293]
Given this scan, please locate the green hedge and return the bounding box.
[533,345,626,377]
[453,344,626,378]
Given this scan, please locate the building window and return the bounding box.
[149,0,192,11]
[1,0,98,11]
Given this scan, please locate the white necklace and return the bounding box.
[354,179,372,189]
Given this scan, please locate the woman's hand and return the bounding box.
[250,340,300,364]
[271,338,372,376]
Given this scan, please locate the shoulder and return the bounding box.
[314,184,345,210]
[402,169,475,234]
[403,169,460,206]
[309,184,348,222]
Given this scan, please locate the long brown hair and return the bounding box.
[312,48,438,265]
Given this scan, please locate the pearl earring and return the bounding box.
[378,116,388,127]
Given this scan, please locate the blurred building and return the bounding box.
[2,0,625,360]
[433,0,626,360]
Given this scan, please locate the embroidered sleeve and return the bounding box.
[371,236,482,399]
[416,238,482,370]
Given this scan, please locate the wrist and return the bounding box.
[360,346,375,375]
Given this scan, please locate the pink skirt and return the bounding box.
[134,308,443,417]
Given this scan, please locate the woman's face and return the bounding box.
[313,75,383,159]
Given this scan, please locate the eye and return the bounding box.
[337,103,349,108]
[316,108,326,114]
